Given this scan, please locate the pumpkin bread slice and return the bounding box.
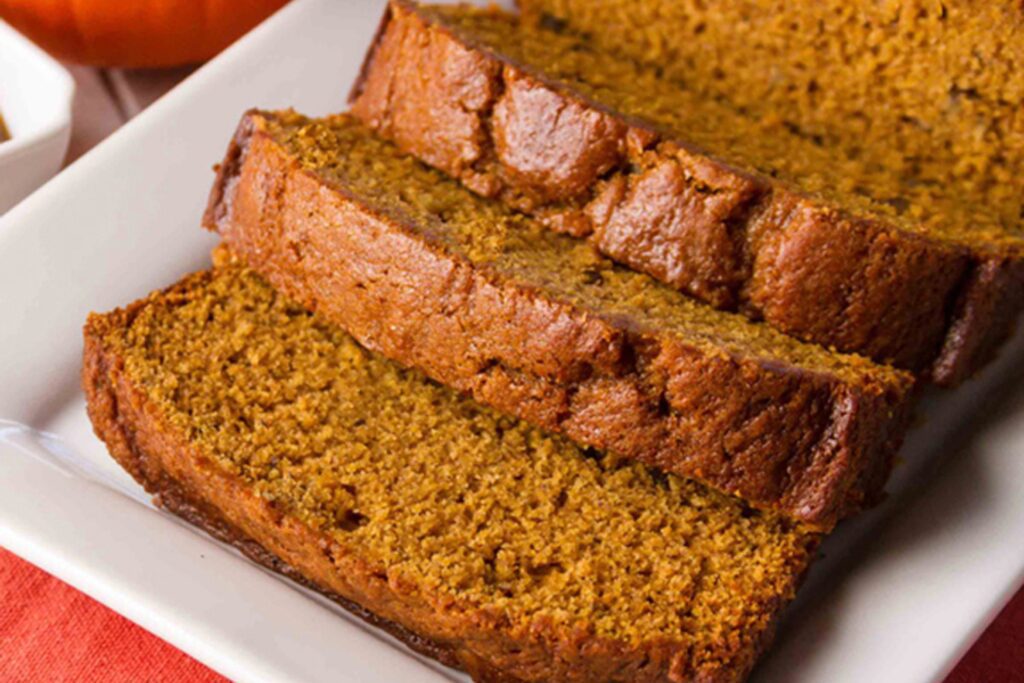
[516,0,1024,228]
[350,1,1024,384]
[83,264,820,683]
[203,109,913,530]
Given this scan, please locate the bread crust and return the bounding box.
[349,0,1024,384]
[81,290,815,683]
[202,110,912,530]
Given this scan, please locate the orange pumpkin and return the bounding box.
[0,0,291,67]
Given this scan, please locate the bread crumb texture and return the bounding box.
[96,265,817,654]
[434,2,1023,254]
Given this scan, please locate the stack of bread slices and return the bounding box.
[83,2,1024,681]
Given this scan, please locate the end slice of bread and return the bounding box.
[83,264,819,683]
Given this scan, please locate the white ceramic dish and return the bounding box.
[0,1,1022,681]
[0,19,73,214]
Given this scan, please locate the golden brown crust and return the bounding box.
[201,110,912,530]
[349,0,1024,384]
[81,290,814,683]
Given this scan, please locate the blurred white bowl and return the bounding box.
[0,19,74,214]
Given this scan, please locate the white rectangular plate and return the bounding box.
[1,1,1023,681]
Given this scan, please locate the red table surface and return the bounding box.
[0,547,1021,681]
